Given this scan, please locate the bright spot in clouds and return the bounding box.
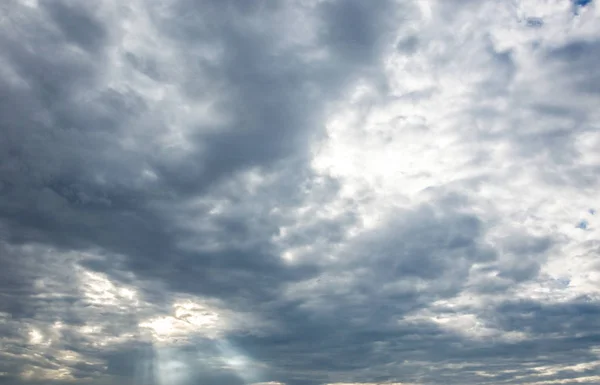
[140,301,222,342]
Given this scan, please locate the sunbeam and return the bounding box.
[215,339,263,385]
[153,346,190,385]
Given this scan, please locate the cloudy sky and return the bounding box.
[1,0,599,384]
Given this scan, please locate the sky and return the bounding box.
[0,0,599,384]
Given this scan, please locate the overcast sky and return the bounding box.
[1,0,599,384]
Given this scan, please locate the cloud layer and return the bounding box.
[1,0,600,384]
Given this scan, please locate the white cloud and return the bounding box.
[310,0,600,306]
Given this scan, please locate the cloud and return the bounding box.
[1,0,600,384]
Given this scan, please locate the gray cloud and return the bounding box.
[1,0,600,384]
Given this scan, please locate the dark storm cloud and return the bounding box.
[0,0,401,268]
[489,298,600,337]
[218,202,502,384]
[0,0,390,302]
[0,0,411,383]
[319,0,397,63]
[2,1,600,385]
[492,233,553,283]
[41,1,107,53]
